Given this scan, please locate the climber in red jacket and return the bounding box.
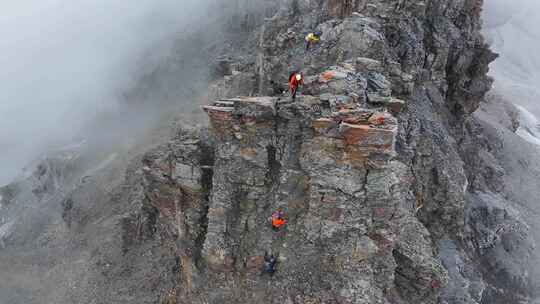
[289,71,304,100]
[272,209,287,231]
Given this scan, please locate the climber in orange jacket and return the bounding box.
[289,71,304,100]
[272,209,287,231]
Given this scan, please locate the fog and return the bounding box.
[483,1,540,299]
[1,1,538,183]
[0,0,214,185]
[483,0,540,117]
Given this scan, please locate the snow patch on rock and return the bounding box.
[516,105,540,146]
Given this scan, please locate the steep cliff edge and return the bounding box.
[120,1,533,303]
[1,1,537,304]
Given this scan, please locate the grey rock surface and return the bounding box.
[1,1,539,304]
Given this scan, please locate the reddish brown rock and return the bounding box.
[339,123,395,149]
[368,112,394,126]
[203,105,234,121]
[312,118,335,133]
[203,105,234,134]
[246,255,265,273]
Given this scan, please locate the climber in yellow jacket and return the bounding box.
[305,31,322,51]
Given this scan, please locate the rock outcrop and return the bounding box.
[137,91,447,303]
[122,0,533,303]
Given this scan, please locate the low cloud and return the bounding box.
[483,0,540,115]
[0,0,213,185]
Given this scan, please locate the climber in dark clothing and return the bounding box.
[263,251,278,275]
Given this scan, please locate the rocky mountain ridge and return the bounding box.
[1,1,538,303]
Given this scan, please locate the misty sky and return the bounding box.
[0,0,209,185]
[483,0,540,115]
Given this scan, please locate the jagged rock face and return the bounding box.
[2,1,535,303]
[124,0,533,303]
[186,95,444,304]
[136,96,448,302]
[257,0,495,248]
